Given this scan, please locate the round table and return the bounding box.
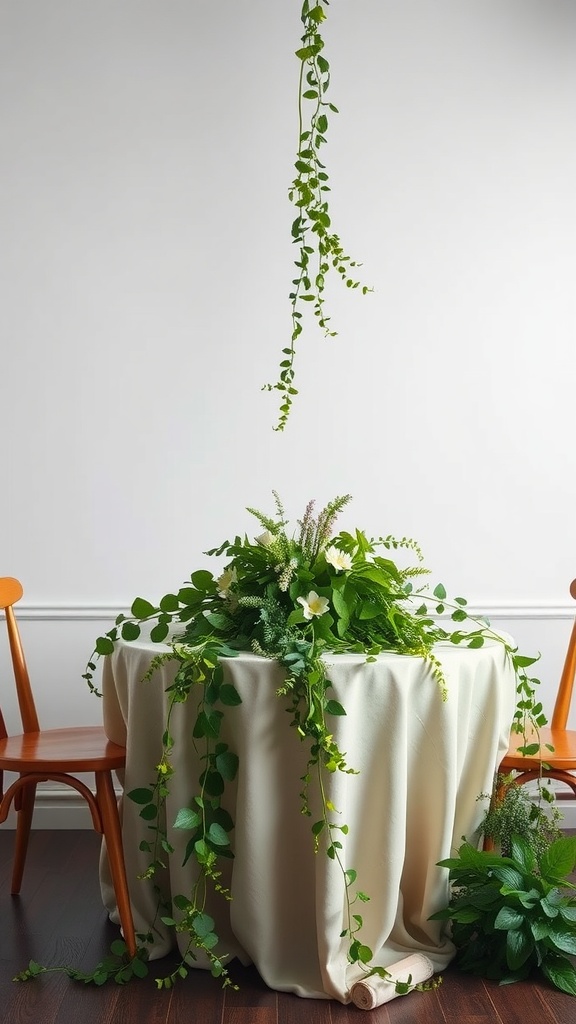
[100,634,516,1002]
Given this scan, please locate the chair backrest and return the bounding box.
[0,577,40,734]
[550,578,576,731]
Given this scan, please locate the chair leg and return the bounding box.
[11,781,37,894]
[95,771,137,959]
[482,774,508,852]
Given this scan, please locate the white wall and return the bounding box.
[1,1,576,820]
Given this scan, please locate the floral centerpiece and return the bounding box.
[18,494,556,994]
[72,493,549,992]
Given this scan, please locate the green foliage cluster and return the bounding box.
[479,776,563,861]
[15,940,148,986]
[431,835,576,994]
[126,642,241,989]
[75,493,548,992]
[264,1,371,430]
[17,493,546,993]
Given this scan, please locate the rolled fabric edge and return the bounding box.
[349,953,435,1009]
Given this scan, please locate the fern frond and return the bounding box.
[246,507,279,534]
[377,535,425,562]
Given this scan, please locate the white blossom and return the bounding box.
[325,546,352,572]
[256,530,274,548]
[297,591,330,620]
[217,566,237,598]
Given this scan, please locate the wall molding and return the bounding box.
[1,788,99,830]
[2,786,574,831]
[17,604,129,622]
[15,601,576,622]
[5,602,574,830]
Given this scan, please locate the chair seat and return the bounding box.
[0,726,127,773]
[501,726,576,772]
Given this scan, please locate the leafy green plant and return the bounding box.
[479,775,564,861]
[431,834,576,994]
[83,493,456,989]
[264,1,371,430]
[77,493,547,990]
[14,940,149,986]
[18,493,550,991]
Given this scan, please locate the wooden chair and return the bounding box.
[0,577,136,957]
[489,578,576,829]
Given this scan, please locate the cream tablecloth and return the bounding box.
[100,634,516,1002]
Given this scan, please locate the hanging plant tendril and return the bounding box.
[264,1,372,431]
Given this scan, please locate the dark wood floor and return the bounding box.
[0,830,575,1024]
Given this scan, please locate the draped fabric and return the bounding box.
[100,636,516,1003]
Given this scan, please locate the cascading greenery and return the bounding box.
[15,493,548,991]
[264,1,371,430]
[430,834,576,994]
[72,493,543,990]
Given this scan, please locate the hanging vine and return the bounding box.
[264,1,372,431]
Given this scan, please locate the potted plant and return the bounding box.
[431,832,576,995]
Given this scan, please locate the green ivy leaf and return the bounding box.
[130,598,156,619]
[219,683,242,706]
[191,570,214,592]
[200,770,224,797]
[95,636,115,656]
[139,804,158,821]
[128,788,154,805]
[131,957,149,979]
[193,710,223,740]
[150,622,170,643]
[192,913,215,938]
[325,699,346,716]
[121,621,141,642]
[207,823,230,847]
[173,807,200,831]
[541,958,576,996]
[215,750,239,781]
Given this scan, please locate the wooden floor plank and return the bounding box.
[277,994,333,1024]
[166,965,225,1024]
[384,985,447,1024]
[225,962,278,1009]
[533,980,576,1024]
[330,996,393,1023]
[482,978,557,1024]
[2,830,576,1024]
[225,1009,277,1024]
[436,970,505,1022]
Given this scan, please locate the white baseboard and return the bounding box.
[555,800,576,829]
[1,789,105,830]
[2,789,576,831]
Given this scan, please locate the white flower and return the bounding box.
[297,591,330,620]
[217,566,237,598]
[256,530,274,547]
[325,546,352,572]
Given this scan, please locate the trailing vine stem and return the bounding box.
[264,1,371,431]
[16,494,552,994]
[412,588,549,756]
[126,643,243,990]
